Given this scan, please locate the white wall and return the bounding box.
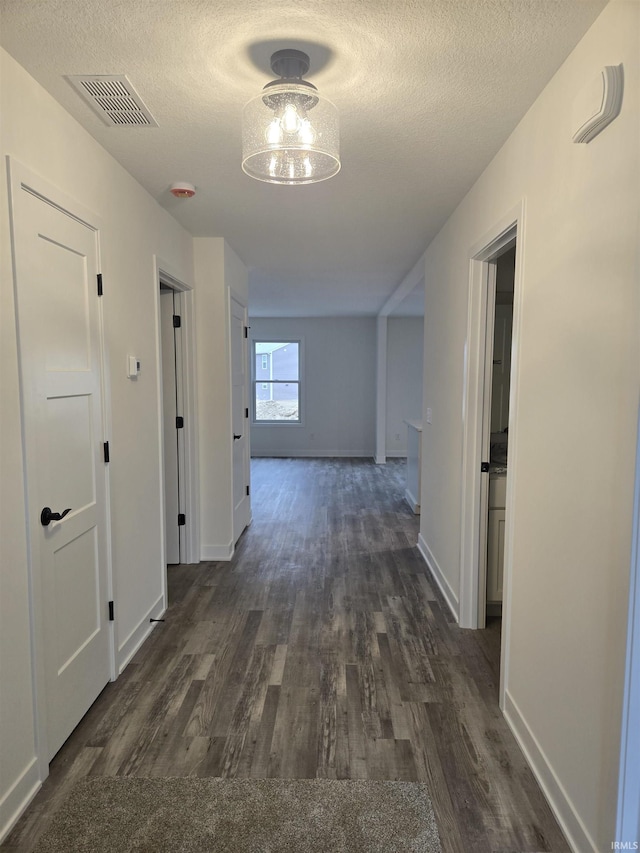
[386,317,424,456]
[418,3,639,850]
[194,238,248,560]
[0,49,194,839]
[249,318,376,457]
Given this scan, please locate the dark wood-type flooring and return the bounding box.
[3,458,569,853]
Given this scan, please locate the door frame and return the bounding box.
[153,257,200,567]
[228,288,251,542]
[616,403,640,843]
[7,157,115,778]
[459,201,525,700]
[159,286,183,565]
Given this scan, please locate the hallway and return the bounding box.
[3,458,569,852]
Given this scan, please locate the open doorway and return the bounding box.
[155,261,200,571]
[485,247,515,625]
[459,203,524,707]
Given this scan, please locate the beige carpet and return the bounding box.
[33,777,442,852]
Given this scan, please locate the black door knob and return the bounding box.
[233,434,242,440]
[41,507,72,526]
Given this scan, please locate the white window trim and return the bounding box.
[251,338,304,427]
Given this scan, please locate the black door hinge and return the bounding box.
[97,273,103,296]
[108,601,114,621]
[173,315,181,328]
[245,407,249,419]
[244,326,248,338]
[176,416,184,429]
[178,513,186,526]
[246,485,250,496]
[103,441,110,463]
[481,461,490,473]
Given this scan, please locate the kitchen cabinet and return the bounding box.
[487,475,506,603]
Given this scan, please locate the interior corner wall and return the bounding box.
[249,317,376,458]
[224,241,249,306]
[418,3,639,850]
[386,317,424,456]
[0,48,194,840]
[193,238,237,560]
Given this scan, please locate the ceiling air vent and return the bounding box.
[66,75,158,127]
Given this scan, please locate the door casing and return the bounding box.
[230,292,251,543]
[616,403,640,843]
[160,287,182,565]
[154,258,200,569]
[459,201,525,707]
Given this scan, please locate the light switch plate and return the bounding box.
[127,356,140,378]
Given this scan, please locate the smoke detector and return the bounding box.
[170,182,196,198]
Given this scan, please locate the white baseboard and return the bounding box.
[0,757,40,845]
[117,593,166,674]
[417,533,459,621]
[503,690,596,853]
[250,450,374,458]
[201,542,234,561]
[404,488,420,514]
[385,451,407,459]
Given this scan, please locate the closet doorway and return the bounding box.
[459,202,524,711]
[156,264,199,570]
[485,247,515,622]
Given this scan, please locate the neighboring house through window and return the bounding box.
[253,341,301,423]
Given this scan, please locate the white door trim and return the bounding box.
[375,315,388,464]
[459,200,525,705]
[616,404,640,844]
[6,157,115,780]
[154,257,200,567]
[229,287,251,541]
[159,289,182,565]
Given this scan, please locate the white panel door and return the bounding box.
[231,297,250,542]
[160,289,180,564]
[12,182,111,760]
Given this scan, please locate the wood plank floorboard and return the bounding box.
[2,457,570,853]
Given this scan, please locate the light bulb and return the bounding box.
[289,160,296,180]
[268,155,278,177]
[298,119,316,146]
[266,118,283,145]
[303,156,313,178]
[282,103,300,134]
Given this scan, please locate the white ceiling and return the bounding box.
[0,0,607,317]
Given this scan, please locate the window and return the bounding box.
[253,341,301,423]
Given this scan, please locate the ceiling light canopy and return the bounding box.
[242,49,340,186]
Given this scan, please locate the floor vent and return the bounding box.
[66,75,158,127]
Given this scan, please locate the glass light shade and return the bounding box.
[242,83,340,185]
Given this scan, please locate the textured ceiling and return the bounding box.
[0,0,608,316]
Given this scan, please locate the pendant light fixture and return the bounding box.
[242,49,340,185]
